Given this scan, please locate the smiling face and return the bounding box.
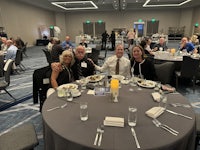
[75,45,85,60]
[115,44,124,58]
[60,50,73,66]
[132,46,144,61]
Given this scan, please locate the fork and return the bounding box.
[152,119,178,136]
[170,103,191,108]
[98,125,104,146]
[93,127,101,145]
[154,119,179,134]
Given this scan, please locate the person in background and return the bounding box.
[101,30,109,50]
[51,38,63,62]
[61,36,74,50]
[179,37,198,53]
[153,37,168,51]
[51,50,74,89]
[130,45,156,80]
[110,31,116,51]
[91,44,130,77]
[1,37,7,51]
[127,28,136,48]
[4,40,18,61]
[79,38,88,48]
[14,37,25,49]
[46,37,54,51]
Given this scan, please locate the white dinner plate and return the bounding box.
[58,83,78,90]
[137,80,156,88]
[111,75,125,80]
[86,75,105,83]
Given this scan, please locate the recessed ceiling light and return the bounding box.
[51,1,98,10]
[143,0,192,7]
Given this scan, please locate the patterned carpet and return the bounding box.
[0,44,200,150]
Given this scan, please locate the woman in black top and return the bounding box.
[130,45,156,80]
[51,50,74,89]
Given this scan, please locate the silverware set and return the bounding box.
[152,118,179,136]
[47,103,67,112]
[166,109,192,120]
[170,103,191,108]
[93,125,104,146]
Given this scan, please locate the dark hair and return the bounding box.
[132,45,145,60]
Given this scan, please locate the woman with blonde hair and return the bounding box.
[51,50,75,88]
[47,50,75,97]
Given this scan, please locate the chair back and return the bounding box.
[42,49,53,65]
[4,59,14,85]
[154,62,175,84]
[15,50,23,66]
[181,56,200,78]
[87,48,100,65]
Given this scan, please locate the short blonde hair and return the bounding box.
[59,50,75,66]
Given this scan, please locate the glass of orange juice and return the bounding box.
[171,48,176,56]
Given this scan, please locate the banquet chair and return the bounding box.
[0,59,16,101]
[0,123,38,150]
[98,46,108,64]
[154,62,175,84]
[195,113,200,149]
[15,49,26,72]
[175,56,200,91]
[22,42,28,57]
[87,48,100,65]
[42,48,53,66]
[33,66,51,111]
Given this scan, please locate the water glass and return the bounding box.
[66,89,73,101]
[57,88,65,97]
[128,107,137,127]
[154,81,161,92]
[80,102,88,121]
[159,94,168,109]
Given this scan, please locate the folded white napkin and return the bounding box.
[103,116,124,127]
[151,92,161,102]
[145,107,165,119]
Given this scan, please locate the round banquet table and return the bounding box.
[42,84,196,150]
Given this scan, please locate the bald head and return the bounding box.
[75,45,85,60]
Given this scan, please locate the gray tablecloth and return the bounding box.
[42,84,196,150]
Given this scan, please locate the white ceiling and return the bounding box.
[16,0,200,12]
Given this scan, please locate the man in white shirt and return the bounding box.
[94,44,131,77]
[5,40,18,61]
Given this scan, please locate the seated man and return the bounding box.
[179,37,197,53]
[153,37,168,51]
[4,40,18,61]
[92,44,131,77]
[61,36,74,50]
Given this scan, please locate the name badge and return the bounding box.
[81,62,87,68]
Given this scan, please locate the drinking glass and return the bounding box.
[80,102,88,121]
[159,94,168,109]
[66,89,73,101]
[154,81,161,92]
[128,107,137,127]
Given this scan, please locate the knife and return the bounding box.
[131,127,141,149]
[166,109,192,120]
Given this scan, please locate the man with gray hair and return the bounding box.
[5,40,18,61]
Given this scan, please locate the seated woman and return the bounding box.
[130,45,156,80]
[47,50,75,97]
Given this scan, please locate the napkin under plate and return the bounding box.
[145,107,165,119]
[103,116,124,127]
[151,92,161,102]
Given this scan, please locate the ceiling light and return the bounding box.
[51,1,98,10]
[143,0,192,7]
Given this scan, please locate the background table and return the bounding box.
[42,84,195,150]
